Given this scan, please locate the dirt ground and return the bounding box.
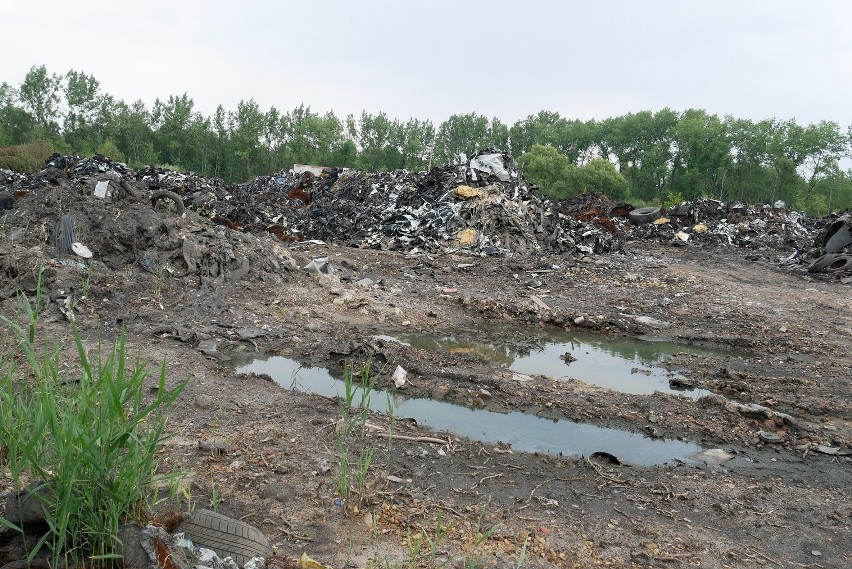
[1,183,851,569]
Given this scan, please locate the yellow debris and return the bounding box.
[675,231,690,242]
[299,552,333,569]
[454,185,484,199]
[652,217,670,225]
[457,228,478,247]
[693,223,708,233]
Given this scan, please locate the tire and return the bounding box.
[176,509,272,566]
[151,190,186,216]
[807,253,839,273]
[54,214,77,255]
[826,255,852,272]
[628,206,662,224]
[120,523,152,569]
[3,482,55,524]
[825,222,852,253]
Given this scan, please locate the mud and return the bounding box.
[0,180,851,568]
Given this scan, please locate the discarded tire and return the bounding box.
[826,255,852,272]
[825,220,852,253]
[120,524,152,569]
[54,214,77,255]
[176,509,272,566]
[3,481,56,524]
[807,253,839,273]
[151,190,186,216]
[628,206,662,224]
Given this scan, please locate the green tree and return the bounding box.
[152,93,194,168]
[114,100,158,168]
[0,82,34,146]
[279,105,347,168]
[517,144,573,198]
[566,157,629,200]
[18,65,61,137]
[63,70,102,152]
[350,111,404,170]
[798,121,849,207]
[434,113,497,165]
[230,99,266,180]
[668,109,732,200]
[509,111,595,164]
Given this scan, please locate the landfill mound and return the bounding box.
[195,150,617,256]
[1,151,850,279]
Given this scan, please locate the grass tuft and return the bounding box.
[0,284,186,568]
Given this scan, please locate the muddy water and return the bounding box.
[377,327,717,398]
[236,356,702,466]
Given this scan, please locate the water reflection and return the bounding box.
[381,326,716,398]
[236,356,702,466]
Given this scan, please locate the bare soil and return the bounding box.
[1,184,851,568]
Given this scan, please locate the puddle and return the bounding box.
[236,356,702,466]
[377,327,717,399]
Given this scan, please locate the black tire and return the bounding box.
[825,222,852,253]
[54,214,77,255]
[177,509,272,566]
[827,255,852,272]
[807,253,839,273]
[628,206,662,224]
[3,482,55,524]
[120,523,152,569]
[151,190,186,216]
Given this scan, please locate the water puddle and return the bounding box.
[236,356,701,466]
[377,327,718,399]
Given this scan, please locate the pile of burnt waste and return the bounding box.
[209,150,618,256]
[0,150,849,278]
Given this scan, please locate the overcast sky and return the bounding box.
[4,0,852,129]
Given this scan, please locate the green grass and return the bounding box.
[332,359,381,506]
[0,286,186,568]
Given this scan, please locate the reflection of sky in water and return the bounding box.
[236,356,701,465]
[385,327,717,398]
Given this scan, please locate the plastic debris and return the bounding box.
[392,365,407,388]
[298,552,333,569]
[71,241,93,258]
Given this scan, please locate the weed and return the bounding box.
[80,265,93,298]
[153,259,170,300]
[209,477,222,511]
[515,536,530,568]
[0,281,186,568]
[332,358,381,505]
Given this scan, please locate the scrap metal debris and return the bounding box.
[0,151,849,279]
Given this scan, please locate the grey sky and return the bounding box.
[4,0,852,129]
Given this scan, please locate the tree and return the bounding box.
[798,121,850,206]
[668,109,732,200]
[114,100,158,168]
[434,113,494,165]
[509,110,594,162]
[517,144,573,198]
[18,65,61,138]
[0,82,34,146]
[230,99,266,179]
[63,70,102,151]
[152,93,195,168]
[565,158,629,200]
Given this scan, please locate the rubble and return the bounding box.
[0,151,849,279]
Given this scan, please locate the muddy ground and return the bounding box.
[1,183,851,568]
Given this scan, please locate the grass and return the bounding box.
[0,284,186,568]
[332,358,382,507]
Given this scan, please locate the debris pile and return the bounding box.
[203,150,619,256]
[0,151,849,279]
[799,213,852,274]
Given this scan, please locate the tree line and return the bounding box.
[2,65,851,214]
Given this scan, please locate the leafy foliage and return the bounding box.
[1,65,852,214]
